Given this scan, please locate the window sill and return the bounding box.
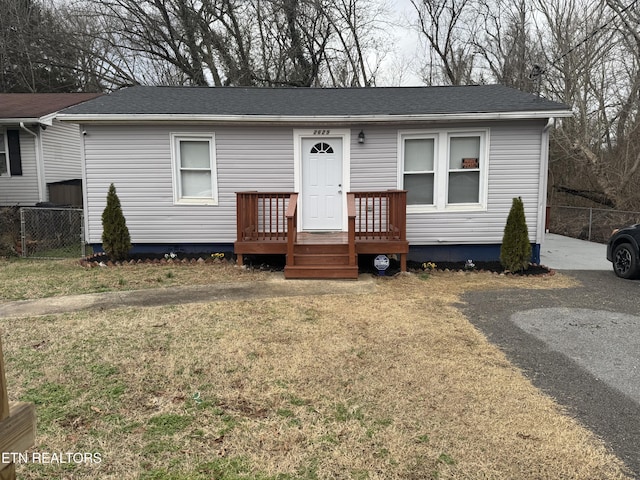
[174,199,218,206]
[407,204,487,214]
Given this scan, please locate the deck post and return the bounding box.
[285,194,298,268]
[347,193,357,267]
[0,336,36,480]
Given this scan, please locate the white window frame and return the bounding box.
[0,130,9,176]
[170,133,218,205]
[398,128,490,213]
[401,133,438,207]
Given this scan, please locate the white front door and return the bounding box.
[301,137,343,230]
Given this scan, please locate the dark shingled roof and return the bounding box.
[61,85,569,117]
[0,93,102,119]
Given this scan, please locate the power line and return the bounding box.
[531,0,638,77]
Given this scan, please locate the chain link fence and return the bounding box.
[0,206,21,256]
[548,205,640,243]
[20,207,85,258]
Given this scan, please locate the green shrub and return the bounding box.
[101,183,131,261]
[500,197,532,272]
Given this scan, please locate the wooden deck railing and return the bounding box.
[236,192,296,242]
[236,190,407,272]
[348,190,407,241]
[286,194,298,264]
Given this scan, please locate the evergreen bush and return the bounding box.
[101,183,131,261]
[500,197,532,272]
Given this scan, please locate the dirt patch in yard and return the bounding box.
[0,272,631,479]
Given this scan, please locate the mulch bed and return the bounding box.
[81,252,554,277]
[405,260,553,276]
[80,252,234,267]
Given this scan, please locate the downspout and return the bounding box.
[537,117,555,254]
[79,124,90,245]
[19,122,46,203]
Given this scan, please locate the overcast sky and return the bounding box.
[376,0,424,86]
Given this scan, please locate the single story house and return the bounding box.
[58,85,572,278]
[0,93,102,206]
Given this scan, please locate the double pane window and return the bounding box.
[403,138,435,205]
[401,130,487,210]
[448,136,481,204]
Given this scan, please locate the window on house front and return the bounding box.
[310,142,334,154]
[448,135,481,204]
[400,129,488,211]
[171,134,218,205]
[403,137,435,206]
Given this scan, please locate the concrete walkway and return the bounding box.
[0,275,376,319]
[0,233,613,318]
[540,233,611,271]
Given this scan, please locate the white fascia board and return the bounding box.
[56,110,574,124]
[0,118,40,125]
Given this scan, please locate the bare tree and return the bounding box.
[410,0,478,85]
[474,0,541,92]
[73,0,388,88]
[538,0,640,209]
[0,0,85,92]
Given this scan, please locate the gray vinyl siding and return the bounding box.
[41,120,83,183]
[350,127,398,191]
[83,120,545,246]
[0,130,40,205]
[405,121,544,244]
[83,124,294,244]
[349,121,545,245]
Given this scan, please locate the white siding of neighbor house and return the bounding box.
[41,120,83,183]
[0,129,40,205]
[83,121,545,246]
[83,124,294,244]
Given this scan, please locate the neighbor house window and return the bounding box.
[399,129,488,211]
[0,132,7,175]
[171,134,217,205]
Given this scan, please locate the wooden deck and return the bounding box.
[235,191,408,279]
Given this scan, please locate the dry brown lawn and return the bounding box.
[0,258,267,301]
[0,269,633,479]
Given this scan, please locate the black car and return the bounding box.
[607,224,640,279]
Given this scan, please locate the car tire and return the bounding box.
[612,243,640,279]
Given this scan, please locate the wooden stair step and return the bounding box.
[293,243,349,255]
[293,253,352,266]
[284,265,359,279]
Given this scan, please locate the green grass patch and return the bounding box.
[333,402,365,422]
[21,382,75,423]
[146,413,193,436]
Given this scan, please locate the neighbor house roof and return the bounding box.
[0,93,103,123]
[58,85,572,123]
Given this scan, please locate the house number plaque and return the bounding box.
[313,129,331,135]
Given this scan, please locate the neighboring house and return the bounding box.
[0,93,102,206]
[58,85,572,278]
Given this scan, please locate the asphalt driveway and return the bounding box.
[461,267,640,478]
